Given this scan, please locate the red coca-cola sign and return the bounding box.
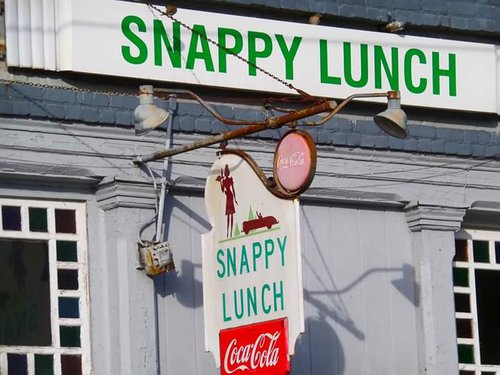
[219,318,290,375]
[273,130,316,195]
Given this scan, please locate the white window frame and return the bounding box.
[0,198,91,375]
[454,229,500,375]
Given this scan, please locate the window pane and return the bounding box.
[2,206,21,231]
[453,267,469,287]
[8,353,28,375]
[56,241,78,262]
[457,344,475,364]
[475,269,500,365]
[57,269,79,290]
[454,239,468,262]
[473,240,489,263]
[29,207,48,233]
[35,354,54,375]
[59,297,80,319]
[456,319,473,339]
[454,293,471,313]
[0,239,52,345]
[61,355,81,375]
[60,326,81,347]
[495,241,500,264]
[55,209,76,234]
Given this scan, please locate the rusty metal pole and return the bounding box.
[133,100,336,164]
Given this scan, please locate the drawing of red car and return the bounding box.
[242,213,279,234]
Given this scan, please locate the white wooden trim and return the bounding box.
[0,198,91,374]
[454,230,500,372]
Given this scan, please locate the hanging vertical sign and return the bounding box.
[202,151,304,374]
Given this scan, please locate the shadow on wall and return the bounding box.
[291,314,345,375]
[154,259,203,309]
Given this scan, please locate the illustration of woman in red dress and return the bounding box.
[216,164,238,237]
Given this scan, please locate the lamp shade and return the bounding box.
[374,93,408,139]
[134,85,169,136]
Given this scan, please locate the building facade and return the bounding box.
[0,0,499,374]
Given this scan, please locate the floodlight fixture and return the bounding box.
[134,85,169,136]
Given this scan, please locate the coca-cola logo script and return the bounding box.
[219,318,290,375]
[273,130,316,194]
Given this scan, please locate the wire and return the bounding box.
[0,78,137,97]
[137,161,160,245]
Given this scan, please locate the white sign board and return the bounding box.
[5,0,500,113]
[202,152,304,366]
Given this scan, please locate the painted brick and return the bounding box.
[409,125,436,138]
[12,101,31,116]
[44,88,76,104]
[471,144,487,157]
[325,3,339,13]
[464,130,491,144]
[457,142,472,156]
[0,99,13,114]
[81,107,100,123]
[211,120,230,134]
[437,128,463,141]
[110,95,137,109]
[179,102,206,117]
[367,7,389,20]
[422,0,447,13]
[389,137,404,149]
[346,133,361,146]
[30,103,52,118]
[180,116,195,132]
[317,129,332,144]
[374,136,390,149]
[330,117,352,131]
[369,0,393,7]
[444,142,459,154]
[217,0,500,33]
[393,0,421,10]
[415,14,442,26]
[354,120,382,135]
[7,84,40,100]
[476,4,499,18]
[64,105,82,121]
[214,104,236,120]
[338,4,368,18]
[258,129,279,139]
[99,109,115,124]
[451,17,468,29]
[360,135,376,148]
[430,140,445,153]
[308,0,326,13]
[77,92,110,107]
[451,2,477,16]
[115,110,133,126]
[194,118,212,133]
[417,139,433,152]
[332,132,348,145]
[0,83,7,98]
[45,104,66,119]
[403,139,419,151]
[485,145,499,157]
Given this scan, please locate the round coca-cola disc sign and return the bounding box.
[273,130,317,195]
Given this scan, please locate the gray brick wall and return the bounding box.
[1,82,498,159]
[187,0,500,37]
